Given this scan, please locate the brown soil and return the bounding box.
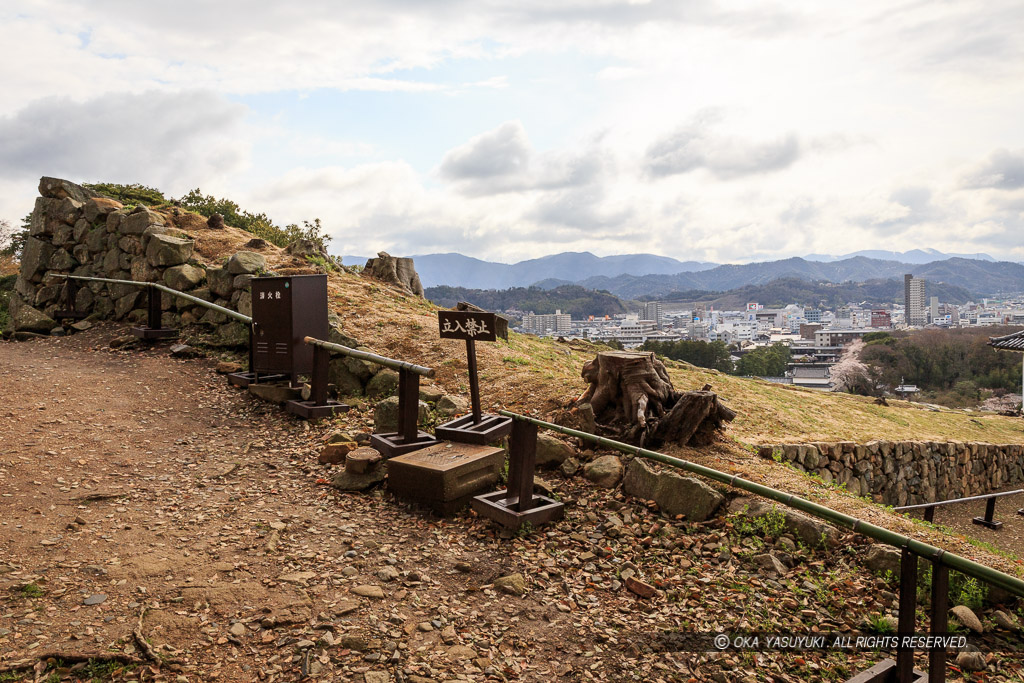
[4,328,1024,682]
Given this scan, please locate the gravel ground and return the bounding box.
[2,325,1023,682]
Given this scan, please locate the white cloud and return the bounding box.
[438,121,609,196]
[0,90,248,217]
[644,111,801,179]
[962,149,1024,191]
[1,1,1023,265]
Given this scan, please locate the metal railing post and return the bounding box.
[146,285,161,330]
[929,559,949,682]
[895,548,918,682]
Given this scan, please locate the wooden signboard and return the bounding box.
[438,310,503,342]
[435,307,512,444]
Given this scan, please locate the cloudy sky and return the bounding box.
[2,0,1023,264]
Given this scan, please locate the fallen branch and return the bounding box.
[134,608,162,666]
[72,491,125,502]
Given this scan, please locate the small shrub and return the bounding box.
[866,612,895,633]
[84,182,167,206]
[16,582,44,598]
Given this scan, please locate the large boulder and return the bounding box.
[623,458,724,522]
[164,264,205,291]
[114,291,142,319]
[729,497,840,549]
[584,455,624,488]
[341,350,378,383]
[227,251,266,275]
[38,177,98,203]
[366,370,399,398]
[328,357,365,397]
[536,434,575,467]
[119,208,165,235]
[236,290,252,317]
[86,227,107,253]
[20,237,56,281]
[863,545,901,576]
[215,322,250,347]
[130,256,159,283]
[83,197,123,223]
[48,248,76,271]
[373,396,430,433]
[207,267,235,298]
[286,238,327,260]
[102,249,123,276]
[364,252,424,297]
[13,302,57,334]
[435,394,468,418]
[146,234,194,267]
[53,197,84,225]
[72,219,91,243]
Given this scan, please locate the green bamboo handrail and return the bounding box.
[49,273,252,324]
[303,336,434,377]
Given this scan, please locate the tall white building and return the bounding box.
[641,301,664,328]
[904,274,927,326]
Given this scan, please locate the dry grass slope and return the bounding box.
[168,204,1024,449]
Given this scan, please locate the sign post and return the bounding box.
[435,308,513,444]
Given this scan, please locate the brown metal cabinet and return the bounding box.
[251,274,328,381]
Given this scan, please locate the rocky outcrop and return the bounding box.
[766,440,1024,506]
[364,252,424,297]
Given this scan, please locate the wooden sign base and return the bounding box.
[471,419,564,529]
[435,413,513,445]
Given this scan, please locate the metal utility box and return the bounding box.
[251,274,328,379]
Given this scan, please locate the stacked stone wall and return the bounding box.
[8,177,262,344]
[767,440,1024,506]
[7,177,429,402]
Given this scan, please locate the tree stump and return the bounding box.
[578,351,736,448]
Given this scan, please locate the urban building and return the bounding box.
[789,363,833,389]
[870,310,892,328]
[521,310,571,336]
[814,329,870,347]
[641,301,664,328]
[904,274,928,326]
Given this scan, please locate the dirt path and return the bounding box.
[2,327,1024,683]
[0,327,636,683]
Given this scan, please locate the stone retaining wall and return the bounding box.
[6,177,425,401]
[765,441,1024,506]
[9,177,260,344]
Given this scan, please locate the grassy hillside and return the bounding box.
[149,206,1023,450]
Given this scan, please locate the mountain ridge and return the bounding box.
[344,249,1019,291]
[573,257,1024,298]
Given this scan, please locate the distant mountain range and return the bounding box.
[804,248,996,264]
[426,277,980,315]
[553,257,1024,299]
[343,252,714,289]
[341,249,1019,294]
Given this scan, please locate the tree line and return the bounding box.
[638,339,792,377]
[858,328,1023,404]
